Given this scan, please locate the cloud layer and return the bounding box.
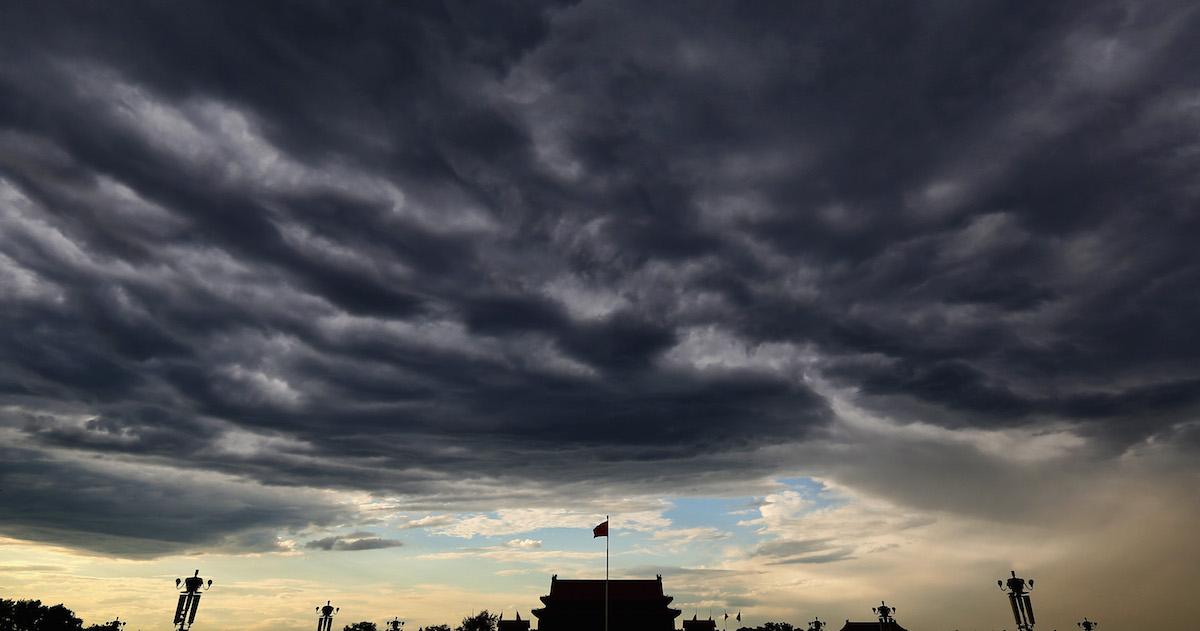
[0,1,1198,595]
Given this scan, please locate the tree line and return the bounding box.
[343,610,497,631]
[0,599,119,631]
[736,623,797,631]
[0,600,502,631]
[3,600,801,631]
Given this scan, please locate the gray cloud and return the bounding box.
[0,0,1198,555]
[304,532,404,552]
[621,566,745,578]
[751,539,856,565]
[0,446,346,557]
[763,550,857,566]
[751,539,838,558]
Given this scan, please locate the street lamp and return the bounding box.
[386,617,405,631]
[172,570,213,631]
[1076,618,1098,631]
[997,570,1036,631]
[806,617,826,631]
[872,602,896,623]
[316,601,340,631]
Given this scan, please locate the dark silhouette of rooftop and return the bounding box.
[538,578,675,602]
[836,623,909,631]
[532,574,681,631]
[838,600,908,631]
[682,614,717,631]
[497,612,530,631]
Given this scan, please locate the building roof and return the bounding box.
[837,622,909,631]
[496,612,530,631]
[681,616,717,631]
[542,577,673,602]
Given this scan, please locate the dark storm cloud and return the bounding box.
[0,446,345,557]
[2,0,1200,554]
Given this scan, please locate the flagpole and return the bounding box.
[605,514,609,631]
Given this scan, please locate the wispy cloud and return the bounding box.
[303,532,404,552]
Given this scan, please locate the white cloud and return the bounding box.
[651,527,731,544]
[432,506,670,538]
[396,515,458,530]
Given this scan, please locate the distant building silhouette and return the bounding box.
[835,623,908,631]
[838,601,908,631]
[498,612,530,631]
[532,574,681,631]
[682,614,717,631]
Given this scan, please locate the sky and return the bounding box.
[1,1,1199,630]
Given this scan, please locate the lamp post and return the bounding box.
[997,571,1036,631]
[1076,618,1098,631]
[872,601,896,623]
[807,617,826,631]
[172,570,213,631]
[316,601,339,631]
[105,617,127,630]
[386,617,405,631]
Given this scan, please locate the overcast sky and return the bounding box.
[2,1,1199,630]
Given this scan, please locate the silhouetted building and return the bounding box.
[682,615,717,631]
[532,574,682,631]
[498,612,530,631]
[839,600,907,631]
[837,622,909,631]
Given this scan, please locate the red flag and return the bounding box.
[593,520,608,538]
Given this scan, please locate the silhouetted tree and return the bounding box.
[455,611,498,631]
[0,598,84,631]
[736,623,794,631]
[343,623,378,631]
